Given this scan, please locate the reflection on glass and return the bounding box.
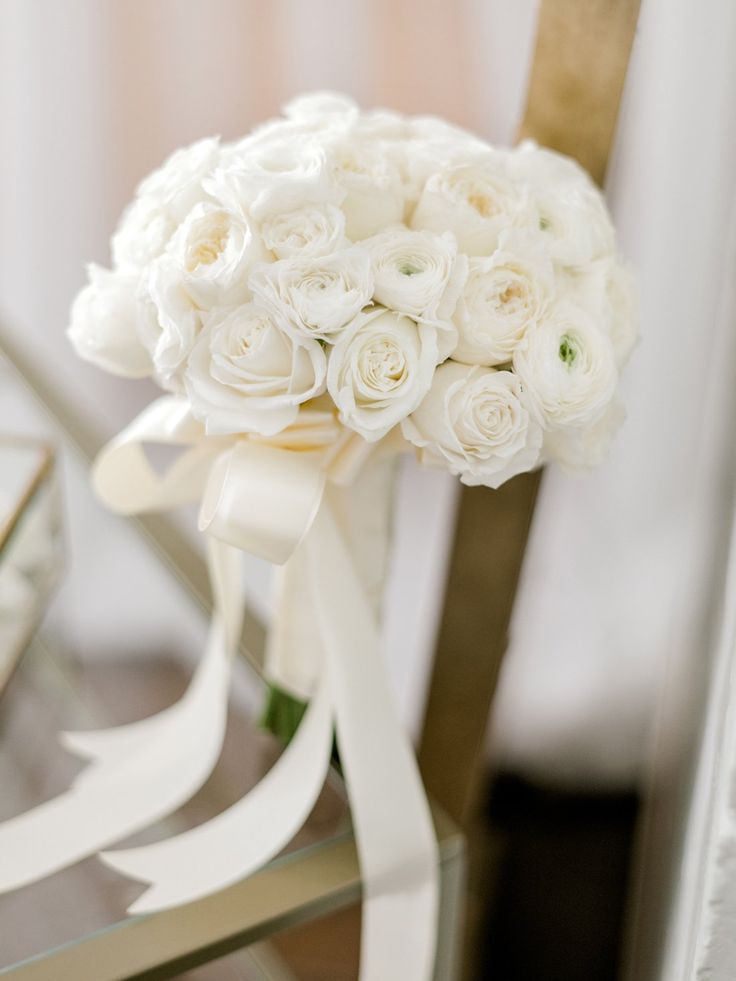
[0,441,63,693]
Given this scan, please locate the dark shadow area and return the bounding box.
[478,773,640,981]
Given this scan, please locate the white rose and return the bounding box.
[453,230,554,366]
[112,137,222,271]
[410,156,525,256]
[111,195,177,272]
[260,203,346,259]
[137,137,222,219]
[513,302,618,429]
[542,397,626,470]
[353,108,408,143]
[403,361,542,488]
[141,255,201,387]
[185,303,326,436]
[250,247,373,343]
[327,138,405,240]
[364,226,467,356]
[166,201,266,309]
[283,91,359,125]
[564,259,638,368]
[327,307,440,441]
[67,265,152,378]
[210,137,340,219]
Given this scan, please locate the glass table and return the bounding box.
[0,349,464,980]
[0,437,62,693]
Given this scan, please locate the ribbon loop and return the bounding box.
[92,396,220,513]
[199,441,326,565]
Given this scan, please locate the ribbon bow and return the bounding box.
[0,396,439,981]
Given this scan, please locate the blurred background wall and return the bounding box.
[0,0,539,739]
[1,0,736,826]
[3,1,736,977]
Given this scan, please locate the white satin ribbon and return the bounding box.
[0,399,439,981]
[101,668,334,913]
[0,398,240,889]
[0,537,238,890]
[307,506,439,981]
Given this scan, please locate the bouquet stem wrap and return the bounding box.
[0,396,439,981]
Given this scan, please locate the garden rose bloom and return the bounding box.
[327,138,405,240]
[411,157,524,255]
[141,255,201,387]
[166,201,266,309]
[260,203,346,259]
[112,137,221,271]
[453,230,554,366]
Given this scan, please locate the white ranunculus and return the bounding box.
[142,255,202,387]
[166,201,266,309]
[542,397,626,470]
[530,184,615,267]
[327,307,440,441]
[513,302,618,429]
[364,226,467,356]
[453,230,554,366]
[250,247,374,343]
[509,141,592,188]
[185,303,326,436]
[604,263,638,367]
[327,138,405,240]
[410,156,525,256]
[511,145,615,267]
[565,259,639,368]
[67,265,153,378]
[402,360,542,488]
[260,203,346,260]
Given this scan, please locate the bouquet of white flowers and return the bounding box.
[69,91,636,488]
[2,94,637,981]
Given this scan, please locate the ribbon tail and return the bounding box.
[0,540,239,892]
[305,504,439,981]
[100,669,333,914]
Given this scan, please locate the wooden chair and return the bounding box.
[418,0,641,832]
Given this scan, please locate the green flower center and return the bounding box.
[559,334,578,366]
